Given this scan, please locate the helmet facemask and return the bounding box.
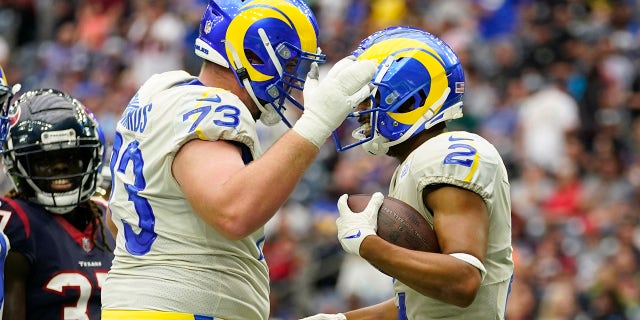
[10,146,101,214]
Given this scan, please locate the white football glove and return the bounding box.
[299,313,347,320]
[336,192,384,256]
[293,56,376,148]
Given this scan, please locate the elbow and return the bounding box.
[210,216,254,240]
[446,275,482,308]
[204,206,257,240]
[450,287,479,308]
[192,196,266,240]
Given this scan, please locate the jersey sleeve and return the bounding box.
[412,132,506,201]
[0,197,36,264]
[168,86,263,157]
[118,71,264,161]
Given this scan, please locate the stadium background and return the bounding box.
[1,0,640,319]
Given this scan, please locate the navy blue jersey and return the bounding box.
[1,197,115,320]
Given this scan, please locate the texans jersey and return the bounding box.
[102,71,269,319]
[389,131,514,319]
[1,197,115,320]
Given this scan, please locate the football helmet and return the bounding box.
[2,89,104,214]
[0,66,20,145]
[195,0,326,126]
[332,26,465,155]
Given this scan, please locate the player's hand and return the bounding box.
[299,313,347,320]
[336,192,384,256]
[293,56,376,148]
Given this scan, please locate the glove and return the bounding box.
[299,313,347,320]
[293,56,376,148]
[336,192,384,256]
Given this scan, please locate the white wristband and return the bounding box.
[449,253,487,280]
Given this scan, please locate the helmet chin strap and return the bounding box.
[362,87,456,155]
[225,34,282,127]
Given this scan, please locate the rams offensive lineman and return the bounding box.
[101,0,375,319]
[302,27,514,319]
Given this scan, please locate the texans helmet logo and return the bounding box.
[7,104,20,129]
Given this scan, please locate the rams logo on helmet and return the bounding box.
[194,0,325,127]
[332,26,465,155]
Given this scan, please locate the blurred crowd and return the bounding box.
[1,0,640,319]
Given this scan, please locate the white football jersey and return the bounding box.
[102,71,269,319]
[389,131,513,319]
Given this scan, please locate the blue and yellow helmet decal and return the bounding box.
[225,0,319,82]
[0,67,7,88]
[0,66,16,145]
[194,0,325,126]
[357,37,451,127]
[333,26,465,152]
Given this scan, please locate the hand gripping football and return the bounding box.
[347,194,440,253]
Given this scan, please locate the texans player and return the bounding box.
[303,27,514,319]
[1,89,114,320]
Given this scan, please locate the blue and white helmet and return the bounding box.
[0,66,19,145]
[332,26,465,155]
[195,0,326,127]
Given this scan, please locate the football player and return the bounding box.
[303,26,514,319]
[0,65,19,145]
[100,0,375,319]
[1,88,114,320]
[0,65,16,320]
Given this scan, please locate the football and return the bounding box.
[346,194,440,253]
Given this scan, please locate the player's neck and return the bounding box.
[198,61,258,118]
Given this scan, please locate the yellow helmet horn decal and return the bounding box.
[358,38,448,124]
[226,0,318,82]
[0,66,7,87]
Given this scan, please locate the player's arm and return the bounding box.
[173,58,376,240]
[173,133,319,240]
[91,196,117,238]
[358,185,488,307]
[300,298,397,320]
[4,251,29,320]
[343,298,398,319]
[105,206,117,238]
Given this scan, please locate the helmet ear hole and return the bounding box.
[245,50,264,65]
[397,97,416,113]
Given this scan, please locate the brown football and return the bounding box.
[346,194,440,253]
